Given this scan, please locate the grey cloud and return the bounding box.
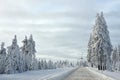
[0,0,120,60]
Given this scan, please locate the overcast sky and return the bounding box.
[0,0,120,60]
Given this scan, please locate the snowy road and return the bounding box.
[64,67,115,80]
[0,67,116,80]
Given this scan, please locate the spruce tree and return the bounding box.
[117,45,120,71]
[27,34,36,70]
[111,47,117,71]
[5,35,21,73]
[21,36,28,71]
[87,12,112,70]
[0,42,6,73]
[21,35,37,71]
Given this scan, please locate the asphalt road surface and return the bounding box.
[64,67,114,80]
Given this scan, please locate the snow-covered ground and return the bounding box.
[88,67,120,80]
[0,67,76,80]
[64,67,114,80]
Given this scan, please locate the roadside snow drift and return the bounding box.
[0,68,76,80]
[87,67,116,80]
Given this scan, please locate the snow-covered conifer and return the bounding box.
[87,34,92,63]
[47,60,55,69]
[5,35,21,74]
[21,35,37,71]
[111,47,117,71]
[21,36,28,71]
[111,45,120,71]
[0,42,6,73]
[28,34,37,70]
[87,12,112,70]
[117,45,120,71]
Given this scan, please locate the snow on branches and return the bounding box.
[87,12,112,70]
[0,35,71,74]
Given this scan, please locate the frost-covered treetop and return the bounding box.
[95,12,107,29]
[22,36,27,43]
[21,35,36,54]
[10,35,19,50]
[29,34,33,41]
[28,34,36,53]
[93,12,110,42]
[1,42,5,49]
[12,35,17,45]
[0,42,6,55]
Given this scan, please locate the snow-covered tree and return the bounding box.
[21,35,37,71]
[21,36,28,71]
[111,47,117,71]
[47,60,55,69]
[5,35,21,74]
[27,34,37,70]
[54,61,63,68]
[38,60,41,69]
[0,42,6,73]
[117,45,120,71]
[38,59,56,70]
[40,60,46,69]
[111,45,120,71]
[87,12,112,70]
[32,58,38,70]
[19,51,25,72]
[43,60,48,69]
[87,34,93,63]
[0,34,80,74]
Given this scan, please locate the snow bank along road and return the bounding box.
[0,68,76,80]
[64,67,115,80]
